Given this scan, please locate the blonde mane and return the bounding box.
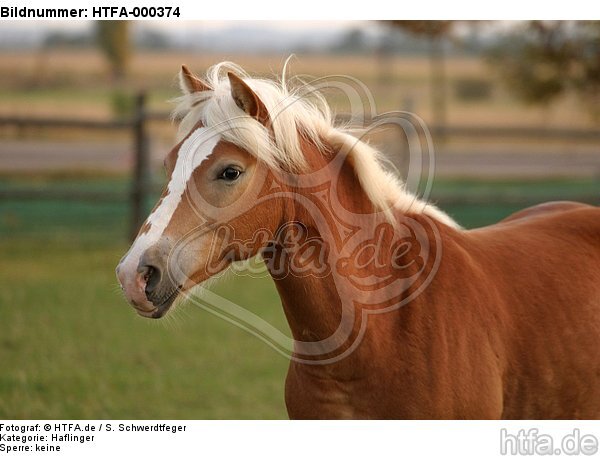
[173,62,458,228]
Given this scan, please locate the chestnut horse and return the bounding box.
[117,62,600,419]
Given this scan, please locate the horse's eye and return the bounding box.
[219,167,242,181]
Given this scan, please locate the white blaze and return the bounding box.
[118,127,221,291]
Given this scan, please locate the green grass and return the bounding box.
[428,178,599,227]
[0,180,290,419]
[0,176,597,419]
[0,239,289,420]
[429,178,599,200]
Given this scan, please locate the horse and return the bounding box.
[116,62,600,419]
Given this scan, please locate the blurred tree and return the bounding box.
[383,21,459,135]
[487,21,600,119]
[135,28,172,51]
[44,31,94,49]
[386,21,455,39]
[331,28,370,54]
[96,21,130,82]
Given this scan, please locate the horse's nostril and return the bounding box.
[138,264,162,296]
[142,266,153,282]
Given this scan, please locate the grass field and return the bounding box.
[0,175,597,419]
[0,202,290,419]
[0,42,597,419]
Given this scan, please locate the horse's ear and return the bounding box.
[227,72,270,126]
[179,64,210,94]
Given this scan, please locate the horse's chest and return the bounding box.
[285,367,368,419]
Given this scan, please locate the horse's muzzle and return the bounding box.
[116,241,182,319]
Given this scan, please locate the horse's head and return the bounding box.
[116,65,289,318]
[116,62,457,319]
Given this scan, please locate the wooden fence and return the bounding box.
[0,93,152,240]
[0,92,598,240]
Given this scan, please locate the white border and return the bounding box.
[1,2,598,20]
[1,420,599,456]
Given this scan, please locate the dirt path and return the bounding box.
[1,139,599,179]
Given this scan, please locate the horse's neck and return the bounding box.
[265,139,449,365]
[267,153,389,352]
[272,262,346,344]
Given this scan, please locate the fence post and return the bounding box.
[130,91,150,241]
[429,35,447,144]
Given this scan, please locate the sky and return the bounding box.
[0,20,359,32]
[0,20,522,53]
[0,20,375,52]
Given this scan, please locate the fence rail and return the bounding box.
[1,92,598,239]
[0,93,154,239]
[0,117,133,130]
[431,125,600,141]
[0,189,125,202]
[3,113,600,141]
